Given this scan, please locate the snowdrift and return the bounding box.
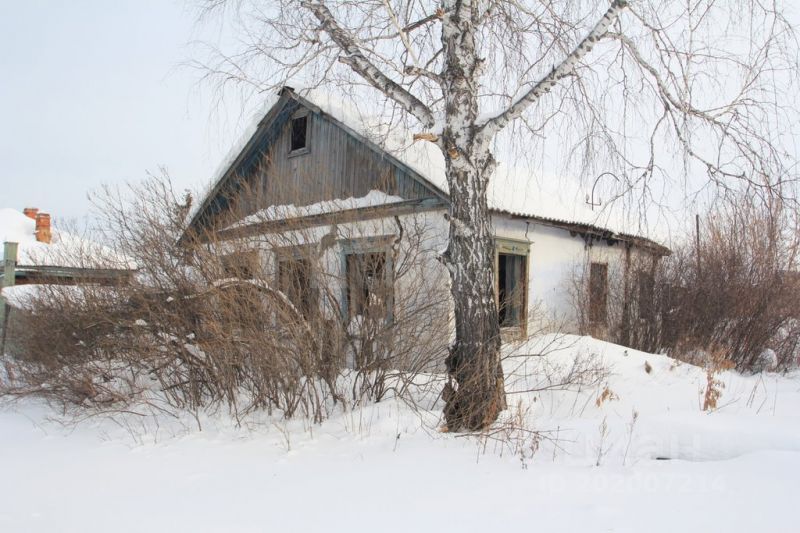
[1,335,799,532]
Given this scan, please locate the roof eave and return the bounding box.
[216,197,447,241]
[496,209,671,256]
[181,90,296,243]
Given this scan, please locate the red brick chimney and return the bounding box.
[35,213,52,244]
[23,207,39,220]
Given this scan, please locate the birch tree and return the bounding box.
[196,0,798,430]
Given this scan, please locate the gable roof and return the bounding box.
[185,87,447,239]
[188,87,668,254]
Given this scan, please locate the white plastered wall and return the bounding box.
[491,216,646,335]
[223,209,656,342]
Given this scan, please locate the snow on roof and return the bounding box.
[189,94,284,226]
[0,284,99,310]
[226,190,405,229]
[300,88,655,240]
[0,208,137,270]
[200,86,660,244]
[487,165,650,239]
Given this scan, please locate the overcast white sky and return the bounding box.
[2,1,798,239]
[0,0,243,222]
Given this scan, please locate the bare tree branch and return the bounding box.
[404,65,443,86]
[479,0,629,139]
[300,1,437,128]
[380,0,419,66]
[402,10,442,34]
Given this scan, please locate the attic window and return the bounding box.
[290,115,308,152]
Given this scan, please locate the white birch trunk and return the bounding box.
[301,0,630,430]
[439,0,505,431]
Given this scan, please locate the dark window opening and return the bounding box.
[346,251,391,320]
[589,262,608,325]
[638,270,655,320]
[278,257,316,317]
[290,115,308,152]
[498,253,527,328]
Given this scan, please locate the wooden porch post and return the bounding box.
[1,242,18,351]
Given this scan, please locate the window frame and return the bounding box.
[273,245,318,318]
[220,250,259,280]
[494,237,531,338]
[288,110,311,157]
[340,236,396,323]
[218,250,262,329]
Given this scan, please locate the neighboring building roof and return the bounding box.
[0,208,137,270]
[190,87,669,254]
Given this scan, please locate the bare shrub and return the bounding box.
[566,194,800,373]
[1,174,451,423]
[657,197,800,371]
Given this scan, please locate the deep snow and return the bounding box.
[1,335,799,532]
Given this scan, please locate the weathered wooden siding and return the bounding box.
[189,93,442,236]
[238,104,438,217]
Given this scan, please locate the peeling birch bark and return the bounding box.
[439,0,506,431]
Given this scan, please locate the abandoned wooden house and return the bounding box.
[184,87,670,344]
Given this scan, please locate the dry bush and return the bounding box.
[1,174,451,423]
[701,349,735,411]
[566,195,800,373]
[656,197,800,372]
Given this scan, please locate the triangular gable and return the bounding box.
[185,87,446,238]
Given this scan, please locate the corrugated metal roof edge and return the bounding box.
[495,208,671,255]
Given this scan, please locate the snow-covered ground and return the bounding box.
[2,335,799,532]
